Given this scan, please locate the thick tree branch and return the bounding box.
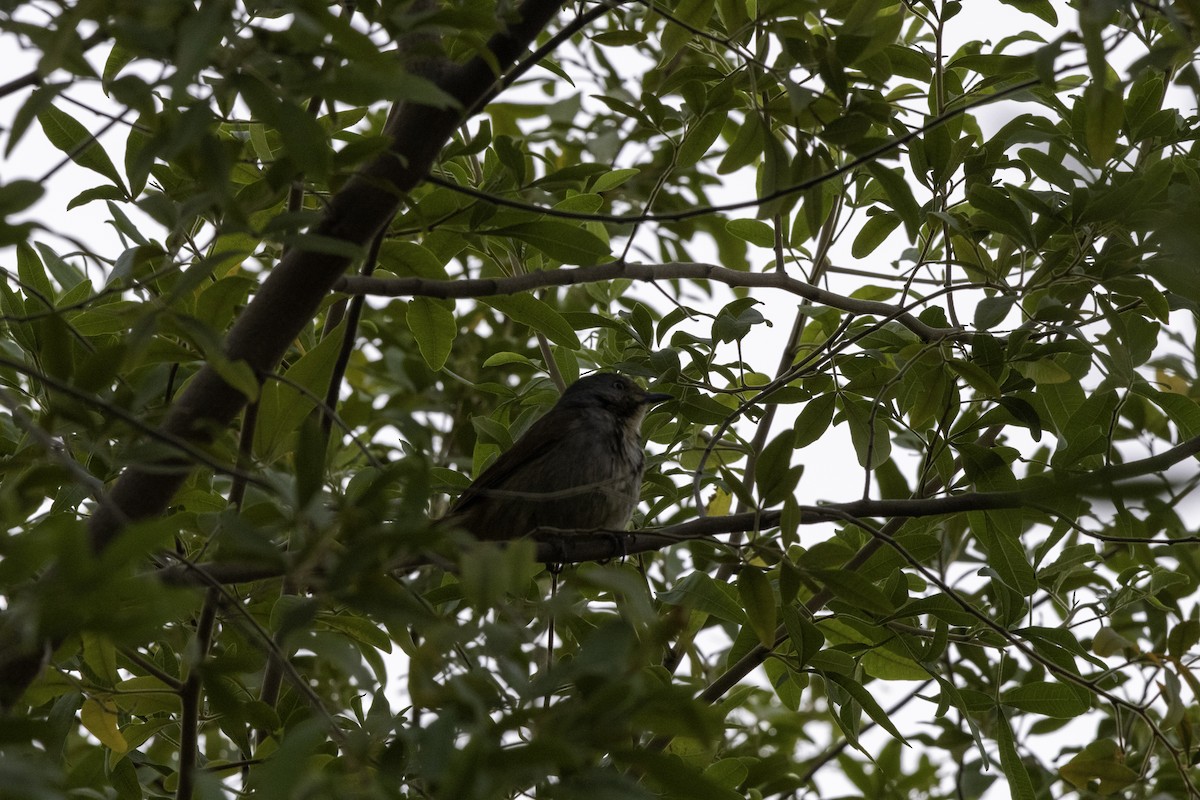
[336,261,964,341]
[85,0,571,554]
[0,0,573,711]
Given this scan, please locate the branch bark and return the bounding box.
[0,0,572,709]
[86,0,570,553]
[336,261,965,341]
[156,433,1200,587]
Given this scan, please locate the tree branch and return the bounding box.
[85,0,571,554]
[176,588,219,800]
[0,0,573,712]
[335,261,964,341]
[156,434,1200,587]
[417,73,1048,226]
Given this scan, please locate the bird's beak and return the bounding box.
[641,390,673,405]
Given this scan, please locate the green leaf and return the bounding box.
[1139,385,1200,438]
[851,213,901,258]
[974,295,1016,331]
[406,297,456,371]
[968,510,1036,596]
[591,30,649,47]
[238,75,332,178]
[210,357,260,404]
[0,179,45,217]
[995,709,1036,800]
[66,184,126,210]
[758,129,793,217]
[861,640,929,681]
[254,322,346,462]
[737,568,777,647]
[808,569,895,616]
[36,243,86,292]
[755,427,800,507]
[319,612,392,651]
[7,84,62,157]
[124,115,152,196]
[1001,681,1090,718]
[102,42,136,87]
[1059,739,1139,795]
[36,104,127,194]
[492,221,611,266]
[591,168,640,192]
[865,162,922,238]
[17,241,56,304]
[703,758,749,790]
[243,718,328,799]
[726,218,776,248]
[842,397,891,469]
[948,358,1001,398]
[678,112,727,168]
[890,593,979,627]
[967,183,1031,246]
[1125,73,1167,141]
[659,572,746,625]
[619,749,743,800]
[1084,83,1125,163]
[824,672,909,744]
[718,113,763,174]
[293,415,326,507]
[660,0,717,63]
[481,352,538,369]
[821,618,928,680]
[781,605,825,667]
[1019,147,1079,191]
[905,376,957,433]
[482,294,581,349]
[1012,357,1072,384]
[111,676,179,716]
[794,393,836,447]
[380,240,449,280]
[998,0,1058,25]
[1091,627,1134,657]
[552,193,603,214]
[82,633,120,686]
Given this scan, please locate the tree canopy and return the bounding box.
[3,0,1200,798]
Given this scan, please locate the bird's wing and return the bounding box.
[449,411,579,514]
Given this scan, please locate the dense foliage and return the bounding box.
[3,0,1200,798]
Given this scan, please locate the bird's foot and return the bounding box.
[595,529,629,564]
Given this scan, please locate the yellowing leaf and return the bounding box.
[82,697,128,753]
[705,488,732,516]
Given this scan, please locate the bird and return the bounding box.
[444,373,672,541]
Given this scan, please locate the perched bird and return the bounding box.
[445,373,672,541]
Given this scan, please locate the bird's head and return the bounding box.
[557,373,672,419]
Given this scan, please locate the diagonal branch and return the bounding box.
[0,0,577,711]
[84,0,572,554]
